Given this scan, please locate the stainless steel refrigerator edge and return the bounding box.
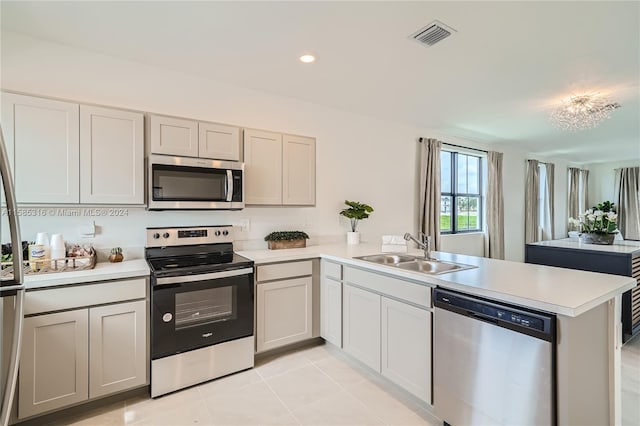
[0,124,25,426]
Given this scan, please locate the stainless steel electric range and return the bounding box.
[145,226,254,398]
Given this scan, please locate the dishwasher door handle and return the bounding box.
[468,311,499,325]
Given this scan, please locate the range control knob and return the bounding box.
[163,232,170,239]
[215,230,222,237]
[222,230,229,236]
[153,233,160,239]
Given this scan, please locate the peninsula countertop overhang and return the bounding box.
[237,243,636,318]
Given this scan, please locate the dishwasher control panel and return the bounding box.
[434,288,555,339]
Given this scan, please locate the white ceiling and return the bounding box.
[2,1,639,163]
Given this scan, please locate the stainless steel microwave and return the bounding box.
[147,155,244,210]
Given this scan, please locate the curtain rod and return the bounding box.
[528,159,549,165]
[418,138,488,154]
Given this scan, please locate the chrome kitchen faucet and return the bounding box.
[404,232,434,260]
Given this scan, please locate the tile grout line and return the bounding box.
[308,357,388,425]
[255,366,303,426]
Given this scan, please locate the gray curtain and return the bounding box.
[542,163,555,241]
[580,169,589,212]
[419,139,442,250]
[525,159,540,243]
[485,151,504,259]
[568,168,581,219]
[615,167,640,240]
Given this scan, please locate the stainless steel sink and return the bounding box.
[355,254,417,264]
[355,254,476,275]
[395,259,471,274]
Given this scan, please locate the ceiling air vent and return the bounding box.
[410,20,456,47]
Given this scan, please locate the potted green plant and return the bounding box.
[264,231,310,250]
[339,200,374,244]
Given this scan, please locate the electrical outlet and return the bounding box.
[239,219,251,232]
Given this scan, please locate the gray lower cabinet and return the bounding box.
[256,276,313,352]
[320,276,342,347]
[320,260,342,347]
[336,266,433,404]
[19,286,147,420]
[19,310,89,419]
[381,297,432,403]
[89,300,146,398]
[343,284,381,371]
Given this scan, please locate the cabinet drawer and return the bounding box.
[322,260,342,281]
[25,278,147,315]
[257,260,313,282]
[343,267,431,309]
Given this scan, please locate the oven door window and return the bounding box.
[152,164,228,201]
[175,286,236,330]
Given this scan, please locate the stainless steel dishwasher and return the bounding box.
[433,288,556,426]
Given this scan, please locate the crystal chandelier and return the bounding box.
[549,94,621,131]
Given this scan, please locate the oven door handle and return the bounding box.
[155,267,253,286]
[226,170,233,202]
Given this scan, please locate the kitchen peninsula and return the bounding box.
[526,238,640,342]
[238,242,636,426]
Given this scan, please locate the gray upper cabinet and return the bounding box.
[149,114,199,157]
[80,105,144,204]
[1,92,80,203]
[244,129,316,206]
[1,92,145,205]
[244,129,283,205]
[198,122,241,161]
[150,114,241,161]
[283,134,316,205]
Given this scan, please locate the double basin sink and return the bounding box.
[354,254,475,275]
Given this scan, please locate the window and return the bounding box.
[440,151,482,233]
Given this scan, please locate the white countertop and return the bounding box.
[237,243,636,317]
[25,259,150,290]
[529,238,640,254]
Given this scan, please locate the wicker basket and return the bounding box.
[0,248,97,277]
[267,239,307,250]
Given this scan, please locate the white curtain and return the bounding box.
[525,159,540,243]
[615,167,640,240]
[485,151,504,259]
[541,163,555,241]
[419,139,442,250]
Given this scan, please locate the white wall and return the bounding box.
[0,31,547,262]
[440,233,485,257]
[586,159,640,207]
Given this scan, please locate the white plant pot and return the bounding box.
[347,231,360,245]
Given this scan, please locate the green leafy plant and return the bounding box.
[339,200,374,232]
[264,231,309,242]
[593,200,615,213]
[110,247,123,255]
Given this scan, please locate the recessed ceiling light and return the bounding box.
[299,54,316,63]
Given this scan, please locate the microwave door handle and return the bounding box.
[226,170,233,202]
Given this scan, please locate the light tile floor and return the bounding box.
[50,343,440,426]
[44,337,640,426]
